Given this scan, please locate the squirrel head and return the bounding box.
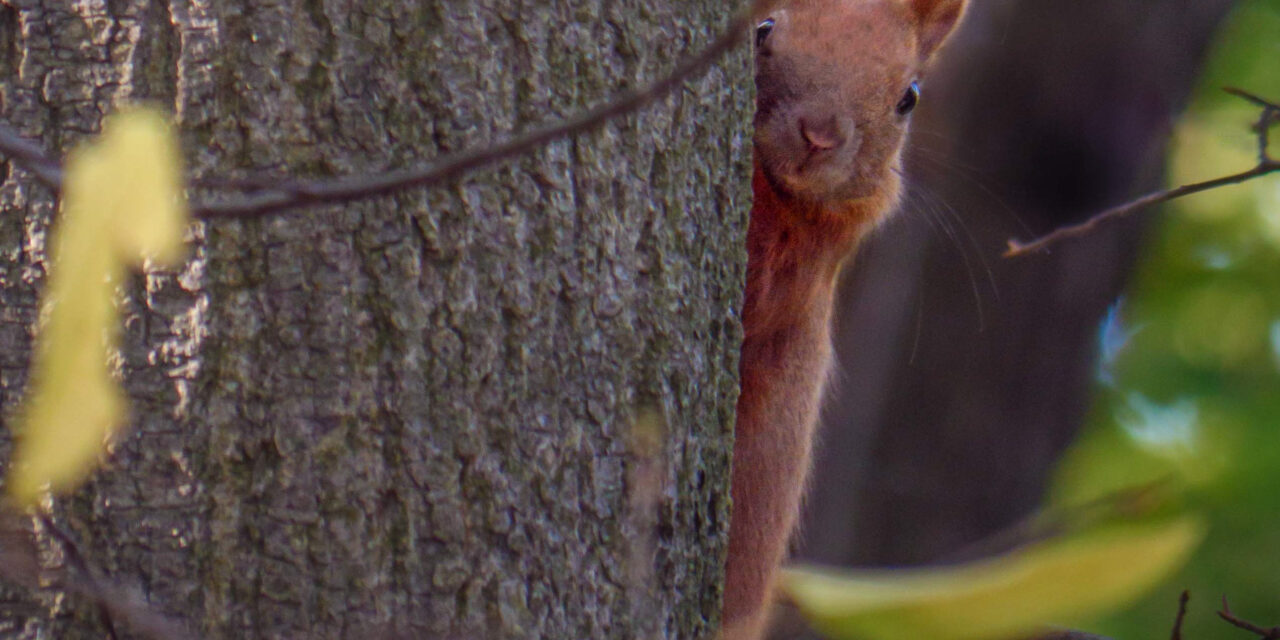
[752,0,967,213]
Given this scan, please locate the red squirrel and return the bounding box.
[722,1,968,638]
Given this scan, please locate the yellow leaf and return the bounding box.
[782,516,1205,640]
[98,110,187,265]
[7,108,187,507]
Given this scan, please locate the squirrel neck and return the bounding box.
[741,161,877,342]
[723,161,886,634]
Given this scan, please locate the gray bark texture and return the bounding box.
[0,1,753,639]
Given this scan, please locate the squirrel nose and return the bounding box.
[799,116,844,152]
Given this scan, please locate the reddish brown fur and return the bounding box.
[722,1,968,639]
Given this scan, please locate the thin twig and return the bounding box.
[1007,88,1279,257]
[0,124,65,189]
[0,1,773,219]
[36,515,198,640]
[1223,86,1280,112]
[1005,160,1280,256]
[1219,597,1280,639]
[194,2,771,218]
[35,515,120,640]
[1171,590,1189,640]
[1223,88,1278,166]
[0,511,194,640]
[941,479,1172,563]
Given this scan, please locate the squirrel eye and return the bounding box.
[896,81,920,115]
[755,18,775,50]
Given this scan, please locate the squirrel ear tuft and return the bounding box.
[909,0,967,61]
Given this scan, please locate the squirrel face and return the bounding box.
[752,0,965,212]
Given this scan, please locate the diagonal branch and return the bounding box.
[1219,597,1280,639]
[1006,88,1280,258]
[0,511,196,640]
[1005,160,1279,256]
[195,0,773,218]
[37,515,199,640]
[0,0,777,219]
[0,124,65,189]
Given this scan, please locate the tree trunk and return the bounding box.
[0,1,752,638]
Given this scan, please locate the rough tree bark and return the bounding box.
[0,1,752,638]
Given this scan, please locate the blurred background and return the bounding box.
[784,0,1280,637]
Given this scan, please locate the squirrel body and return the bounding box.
[722,1,968,638]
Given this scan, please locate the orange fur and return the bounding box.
[722,1,968,638]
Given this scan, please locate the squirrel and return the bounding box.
[721,1,969,638]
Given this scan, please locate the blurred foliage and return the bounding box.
[784,517,1203,640]
[1051,0,1280,636]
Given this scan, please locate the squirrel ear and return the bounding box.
[909,0,967,61]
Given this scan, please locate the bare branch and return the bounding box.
[36,515,199,640]
[0,510,196,640]
[0,124,65,189]
[1007,88,1279,258]
[1223,88,1279,166]
[1223,86,1280,112]
[0,1,774,219]
[1005,160,1279,256]
[1218,597,1280,639]
[194,2,768,217]
[1171,590,1189,640]
[942,479,1174,563]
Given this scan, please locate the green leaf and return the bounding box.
[782,516,1205,640]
